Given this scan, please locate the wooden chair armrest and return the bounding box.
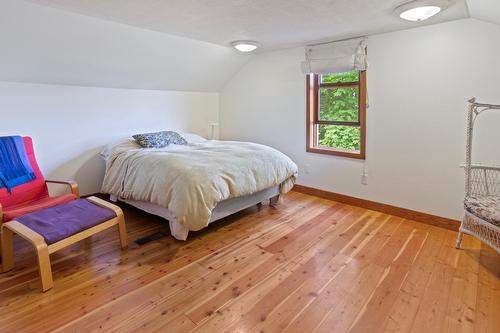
[45,179,80,198]
[0,202,3,222]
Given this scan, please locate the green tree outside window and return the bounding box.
[318,70,361,151]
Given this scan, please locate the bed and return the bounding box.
[100,134,298,240]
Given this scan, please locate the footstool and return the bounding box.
[1,196,127,291]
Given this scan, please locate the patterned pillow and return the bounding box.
[132,131,187,148]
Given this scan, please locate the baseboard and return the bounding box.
[292,184,460,231]
[86,189,459,231]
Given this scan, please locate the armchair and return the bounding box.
[456,99,500,253]
[0,137,80,224]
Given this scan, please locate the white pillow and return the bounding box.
[180,133,207,144]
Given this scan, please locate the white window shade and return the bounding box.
[301,37,368,74]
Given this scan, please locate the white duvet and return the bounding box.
[101,137,298,231]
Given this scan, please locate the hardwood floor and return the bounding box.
[0,191,498,333]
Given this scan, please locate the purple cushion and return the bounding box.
[16,199,116,245]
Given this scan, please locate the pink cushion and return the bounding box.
[2,194,77,222]
[0,137,49,209]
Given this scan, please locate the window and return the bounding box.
[306,70,366,159]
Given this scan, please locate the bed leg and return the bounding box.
[269,195,281,207]
[169,221,189,241]
[456,231,464,249]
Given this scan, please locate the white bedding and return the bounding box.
[101,136,298,232]
[112,186,280,240]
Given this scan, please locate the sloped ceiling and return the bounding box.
[27,0,469,50]
[467,0,500,26]
[4,0,498,92]
[0,0,251,92]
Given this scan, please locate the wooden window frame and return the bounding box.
[306,70,366,160]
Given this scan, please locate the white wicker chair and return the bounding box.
[456,98,500,253]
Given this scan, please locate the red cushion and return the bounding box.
[0,137,49,209]
[2,194,77,222]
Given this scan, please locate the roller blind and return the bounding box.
[301,37,368,74]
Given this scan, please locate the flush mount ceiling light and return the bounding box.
[231,40,260,52]
[395,0,448,22]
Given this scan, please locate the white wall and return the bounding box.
[3,0,499,220]
[467,0,500,26]
[0,82,218,195]
[0,0,224,196]
[220,18,500,220]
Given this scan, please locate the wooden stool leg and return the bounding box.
[117,214,128,249]
[35,244,53,292]
[1,226,14,272]
[2,221,52,291]
[87,196,128,250]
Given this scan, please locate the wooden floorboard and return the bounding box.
[0,191,498,333]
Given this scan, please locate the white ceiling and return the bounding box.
[467,0,500,26]
[1,0,251,92]
[27,0,470,50]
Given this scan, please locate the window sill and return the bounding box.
[306,146,365,160]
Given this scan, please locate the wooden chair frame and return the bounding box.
[45,179,80,198]
[0,179,80,222]
[1,196,128,292]
[0,179,80,269]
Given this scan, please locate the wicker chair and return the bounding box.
[456,98,500,253]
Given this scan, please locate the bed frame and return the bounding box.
[110,186,281,240]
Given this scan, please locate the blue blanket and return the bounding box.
[0,136,36,192]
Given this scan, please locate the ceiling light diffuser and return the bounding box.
[395,0,448,22]
[231,41,260,52]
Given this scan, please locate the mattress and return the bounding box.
[102,136,297,234]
